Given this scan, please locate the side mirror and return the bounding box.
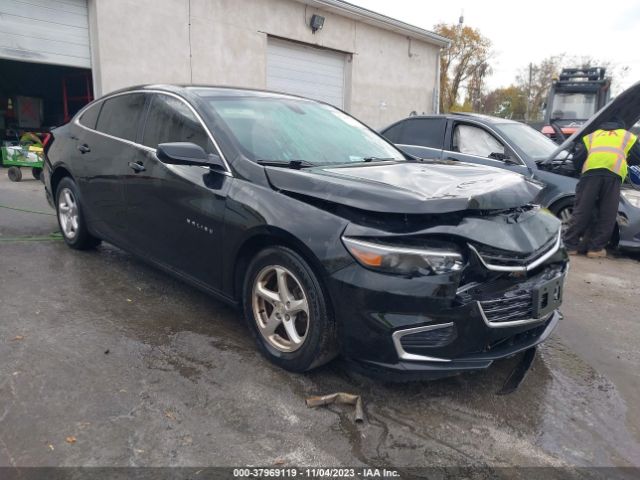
[156,142,226,171]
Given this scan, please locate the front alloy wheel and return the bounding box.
[252,265,310,352]
[558,205,573,230]
[243,246,338,372]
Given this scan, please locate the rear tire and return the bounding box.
[32,167,42,180]
[7,167,22,182]
[55,177,101,250]
[243,246,338,372]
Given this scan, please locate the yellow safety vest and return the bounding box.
[582,128,637,180]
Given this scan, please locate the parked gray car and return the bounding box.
[382,82,640,250]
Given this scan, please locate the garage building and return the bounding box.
[0,0,448,148]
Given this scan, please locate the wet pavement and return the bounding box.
[1,174,640,473]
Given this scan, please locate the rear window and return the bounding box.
[381,122,404,143]
[78,102,102,129]
[96,93,146,142]
[395,118,446,148]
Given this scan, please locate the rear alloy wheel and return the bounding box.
[243,246,338,372]
[55,177,101,250]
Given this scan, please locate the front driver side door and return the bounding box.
[123,93,232,292]
[445,122,531,177]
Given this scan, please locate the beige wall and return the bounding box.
[88,0,440,128]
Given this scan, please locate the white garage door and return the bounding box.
[0,0,90,68]
[267,38,346,109]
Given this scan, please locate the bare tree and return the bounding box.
[434,23,492,113]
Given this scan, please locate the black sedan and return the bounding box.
[43,85,568,380]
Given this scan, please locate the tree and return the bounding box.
[434,23,492,113]
[515,55,630,122]
[481,85,527,120]
[516,55,564,122]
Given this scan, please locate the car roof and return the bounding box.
[103,84,314,102]
[397,112,522,125]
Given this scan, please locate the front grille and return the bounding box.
[471,234,558,269]
[400,325,457,353]
[479,289,534,323]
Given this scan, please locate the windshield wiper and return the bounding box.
[256,159,315,169]
[362,157,397,162]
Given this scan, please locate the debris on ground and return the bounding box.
[12,335,25,341]
[65,436,76,444]
[497,347,537,395]
[306,392,364,422]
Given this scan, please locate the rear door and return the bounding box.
[444,121,531,177]
[382,117,446,160]
[76,92,146,244]
[124,92,231,291]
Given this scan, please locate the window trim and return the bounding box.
[74,89,233,177]
[446,119,526,167]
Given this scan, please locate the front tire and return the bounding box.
[243,246,338,372]
[551,198,574,230]
[55,177,101,250]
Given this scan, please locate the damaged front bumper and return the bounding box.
[326,218,568,381]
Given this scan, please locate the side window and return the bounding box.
[78,102,102,129]
[142,95,212,152]
[381,122,404,143]
[397,118,446,148]
[452,124,504,158]
[95,93,146,142]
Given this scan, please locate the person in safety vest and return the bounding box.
[564,118,640,257]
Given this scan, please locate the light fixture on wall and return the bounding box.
[310,14,325,34]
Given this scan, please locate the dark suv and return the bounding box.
[43,85,568,380]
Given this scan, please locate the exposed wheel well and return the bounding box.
[232,233,328,304]
[548,196,574,215]
[50,166,73,198]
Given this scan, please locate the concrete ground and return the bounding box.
[1,172,640,473]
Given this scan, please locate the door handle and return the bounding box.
[128,161,146,172]
[77,144,91,154]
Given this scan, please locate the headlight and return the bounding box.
[342,237,464,275]
[621,189,640,208]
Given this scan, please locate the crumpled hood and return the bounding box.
[265,161,542,214]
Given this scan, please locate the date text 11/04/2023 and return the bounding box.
[232,468,400,478]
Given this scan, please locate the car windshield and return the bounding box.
[550,93,597,120]
[196,94,405,165]
[494,123,560,162]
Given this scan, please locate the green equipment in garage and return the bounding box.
[1,132,46,182]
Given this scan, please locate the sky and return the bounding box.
[348,0,640,94]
